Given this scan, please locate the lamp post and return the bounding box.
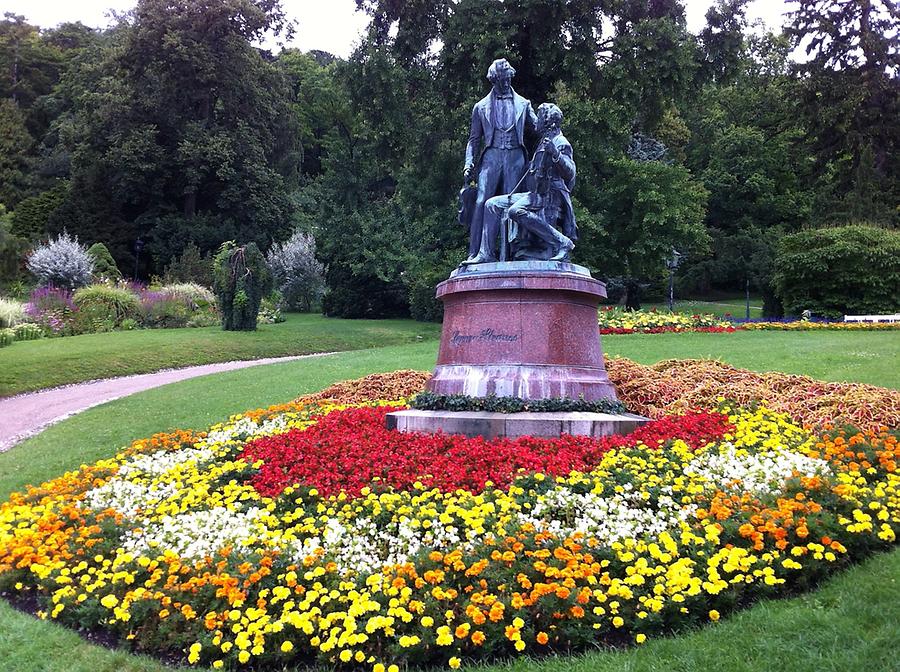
[665,249,682,312]
[745,277,751,320]
[133,238,144,281]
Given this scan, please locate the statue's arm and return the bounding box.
[464,105,482,171]
[526,102,538,133]
[555,143,576,183]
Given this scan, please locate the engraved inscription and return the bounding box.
[451,329,519,346]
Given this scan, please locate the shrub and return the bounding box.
[26,232,93,290]
[257,294,285,324]
[266,231,326,311]
[0,327,13,347]
[0,208,30,284]
[163,243,214,287]
[9,182,69,239]
[0,297,25,328]
[139,291,193,329]
[23,286,76,335]
[773,224,900,318]
[87,243,122,281]
[213,241,271,331]
[12,322,42,341]
[157,282,216,310]
[72,284,141,328]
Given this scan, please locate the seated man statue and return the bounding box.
[482,102,576,263]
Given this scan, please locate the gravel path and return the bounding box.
[0,353,334,452]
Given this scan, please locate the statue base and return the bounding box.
[427,261,617,401]
[386,409,648,440]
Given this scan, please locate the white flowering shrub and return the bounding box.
[266,230,326,311]
[26,232,94,289]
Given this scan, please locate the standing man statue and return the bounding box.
[460,58,537,265]
[484,102,577,262]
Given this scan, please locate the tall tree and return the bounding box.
[58,0,299,272]
[787,0,899,223]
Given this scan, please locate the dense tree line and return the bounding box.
[0,0,897,317]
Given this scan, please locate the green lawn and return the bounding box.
[642,298,763,318]
[1,332,898,671]
[0,313,441,397]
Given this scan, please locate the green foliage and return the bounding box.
[257,295,286,325]
[9,182,69,239]
[138,293,192,330]
[787,0,899,225]
[0,327,13,347]
[72,284,140,327]
[162,242,214,287]
[213,241,272,331]
[86,242,121,281]
[410,391,628,415]
[773,225,900,318]
[12,322,42,341]
[575,157,709,304]
[0,206,29,283]
[58,0,297,274]
[0,98,32,208]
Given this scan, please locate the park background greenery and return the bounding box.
[0,0,897,320]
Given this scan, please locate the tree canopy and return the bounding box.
[0,0,896,316]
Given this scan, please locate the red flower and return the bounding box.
[239,407,731,498]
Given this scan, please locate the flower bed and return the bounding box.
[597,308,900,334]
[598,307,734,334]
[739,320,900,331]
[1,367,898,671]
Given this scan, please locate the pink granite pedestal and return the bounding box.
[427,261,617,401]
[387,262,646,439]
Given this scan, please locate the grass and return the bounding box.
[0,313,440,397]
[641,298,764,318]
[1,332,898,671]
[606,330,899,389]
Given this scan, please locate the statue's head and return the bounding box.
[487,58,515,93]
[536,103,563,134]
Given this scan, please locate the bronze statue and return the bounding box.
[484,103,576,262]
[460,58,537,265]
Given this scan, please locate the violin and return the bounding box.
[529,135,559,196]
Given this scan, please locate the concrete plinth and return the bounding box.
[428,261,617,401]
[386,409,649,440]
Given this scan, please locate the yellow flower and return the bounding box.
[281,641,294,652]
[636,633,647,644]
[100,594,118,609]
[449,657,461,669]
[709,610,720,621]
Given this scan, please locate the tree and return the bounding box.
[773,225,900,318]
[59,0,299,273]
[87,242,122,281]
[213,241,272,330]
[787,0,899,223]
[575,156,708,308]
[0,99,32,207]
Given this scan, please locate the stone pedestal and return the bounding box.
[427,261,617,401]
[387,410,648,440]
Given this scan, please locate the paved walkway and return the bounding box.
[0,353,333,452]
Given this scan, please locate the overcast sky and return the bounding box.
[5,0,792,58]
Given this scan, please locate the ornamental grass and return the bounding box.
[0,366,898,671]
[606,358,900,431]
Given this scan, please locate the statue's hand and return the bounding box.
[542,137,560,160]
[463,163,475,181]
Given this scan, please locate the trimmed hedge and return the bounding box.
[773,225,900,318]
[410,391,628,415]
